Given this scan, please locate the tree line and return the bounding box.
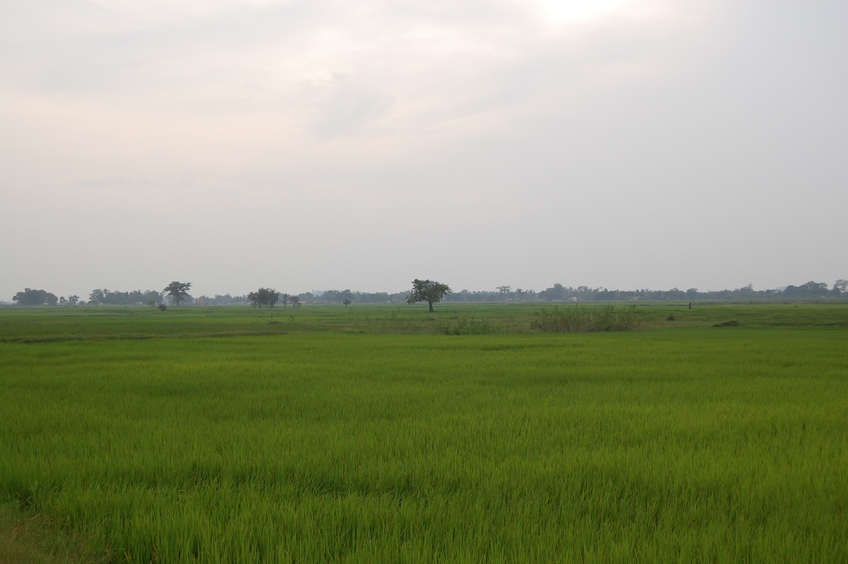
[9,279,848,307]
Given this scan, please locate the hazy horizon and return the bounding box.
[2,0,846,301]
[3,277,840,304]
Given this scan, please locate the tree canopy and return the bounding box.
[407,279,451,312]
[248,288,279,308]
[164,281,192,306]
[12,288,57,306]
[88,289,163,305]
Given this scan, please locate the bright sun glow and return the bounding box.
[534,0,643,24]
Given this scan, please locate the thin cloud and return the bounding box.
[0,0,846,298]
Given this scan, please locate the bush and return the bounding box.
[530,305,641,333]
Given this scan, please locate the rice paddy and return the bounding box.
[1,303,847,562]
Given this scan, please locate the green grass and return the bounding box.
[1,304,847,562]
[2,301,846,343]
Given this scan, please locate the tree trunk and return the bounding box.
[428,301,434,313]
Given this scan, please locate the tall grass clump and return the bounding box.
[531,304,641,332]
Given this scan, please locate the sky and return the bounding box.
[1,0,846,300]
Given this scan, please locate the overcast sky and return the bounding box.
[1,0,846,300]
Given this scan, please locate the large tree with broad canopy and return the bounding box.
[407,279,451,312]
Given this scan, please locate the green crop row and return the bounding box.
[1,302,846,343]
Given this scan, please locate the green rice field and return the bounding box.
[1,303,847,562]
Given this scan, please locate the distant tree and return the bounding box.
[147,299,157,307]
[833,279,848,296]
[539,283,567,301]
[665,287,686,300]
[280,293,289,307]
[496,286,512,294]
[320,290,339,302]
[289,295,301,308]
[86,288,162,305]
[248,287,279,308]
[343,299,352,307]
[407,279,451,312]
[783,281,829,299]
[12,288,51,305]
[164,281,192,306]
[734,284,755,298]
[512,288,536,302]
[142,290,163,304]
[89,289,105,305]
[68,295,79,306]
[204,293,250,306]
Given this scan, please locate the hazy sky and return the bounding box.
[2,0,846,300]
